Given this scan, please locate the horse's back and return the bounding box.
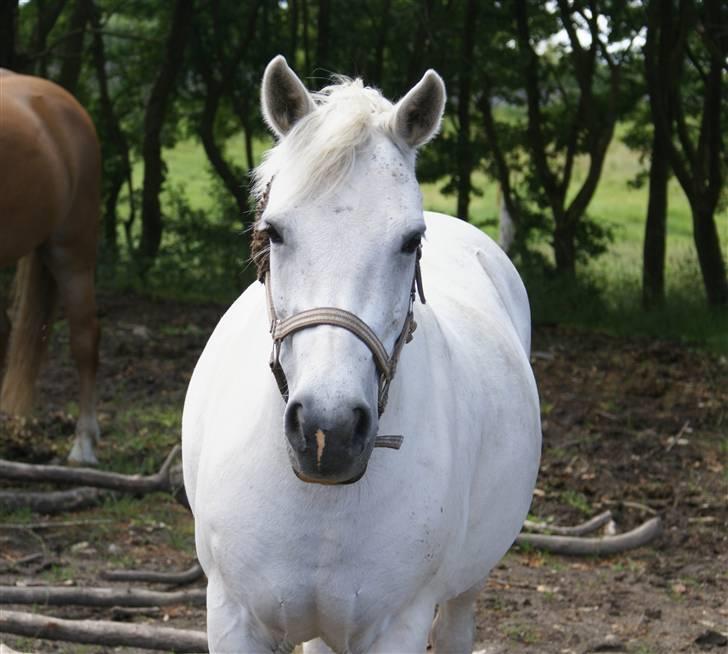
[0,72,100,265]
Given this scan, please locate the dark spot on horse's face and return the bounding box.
[333,205,354,214]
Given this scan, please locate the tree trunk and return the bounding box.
[0,0,18,68]
[138,0,194,266]
[370,0,391,86]
[32,0,68,76]
[642,129,669,308]
[455,0,478,221]
[234,93,256,171]
[87,0,134,261]
[199,86,248,215]
[56,0,88,93]
[315,0,330,71]
[691,203,728,306]
[406,0,432,83]
[553,221,577,276]
[302,0,310,73]
[642,0,674,309]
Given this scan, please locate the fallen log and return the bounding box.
[102,562,204,585]
[0,446,179,495]
[0,610,208,653]
[523,510,612,536]
[0,487,106,514]
[515,516,662,555]
[0,585,205,607]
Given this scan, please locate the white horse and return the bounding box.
[182,55,541,654]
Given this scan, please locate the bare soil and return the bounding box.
[1,292,726,654]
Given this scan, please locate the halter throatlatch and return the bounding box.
[252,178,426,448]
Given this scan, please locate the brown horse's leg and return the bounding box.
[45,251,100,464]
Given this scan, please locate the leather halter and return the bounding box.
[264,248,425,418]
[254,178,426,436]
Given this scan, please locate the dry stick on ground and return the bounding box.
[0,585,206,608]
[102,561,204,585]
[522,510,613,536]
[0,610,208,653]
[0,445,180,494]
[515,516,662,555]
[1,519,113,530]
[0,487,107,514]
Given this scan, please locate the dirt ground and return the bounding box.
[1,291,726,654]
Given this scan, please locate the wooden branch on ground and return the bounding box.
[0,487,106,514]
[102,562,204,585]
[0,446,180,495]
[0,610,208,653]
[523,510,612,536]
[0,585,205,607]
[515,517,662,556]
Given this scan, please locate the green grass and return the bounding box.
[114,129,728,350]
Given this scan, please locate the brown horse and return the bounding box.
[0,70,101,464]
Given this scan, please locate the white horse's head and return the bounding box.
[254,55,445,484]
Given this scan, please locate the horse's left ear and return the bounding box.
[391,70,446,149]
[261,55,316,137]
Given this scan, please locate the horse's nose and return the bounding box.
[284,396,373,480]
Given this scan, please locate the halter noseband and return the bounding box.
[253,178,426,443]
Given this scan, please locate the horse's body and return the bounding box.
[183,57,541,653]
[0,71,101,464]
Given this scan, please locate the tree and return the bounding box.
[190,0,264,216]
[138,0,194,266]
[511,0,640,274]
[640,0,674,308]
[85,0,134,260]
[647,0,727,306]
[455,0,479,221]
[0,0,18,68]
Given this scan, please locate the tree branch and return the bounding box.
[0,487,106,514]
[0,446,181,494]
[0,610,208,653]
[0,585,205,608]
[516,516,662,555]
[523,510,613,536]
[102,562,204,586]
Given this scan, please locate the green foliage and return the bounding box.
[7,0,728,334]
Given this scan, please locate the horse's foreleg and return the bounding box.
[48,259,100,465]
[364,596,434,654]
[207,573,288,654]
[429,586,480,654]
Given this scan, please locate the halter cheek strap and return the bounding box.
[264,246,425,423]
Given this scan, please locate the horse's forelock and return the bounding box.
[252,78,395,208]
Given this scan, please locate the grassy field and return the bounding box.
[120,130,727,350]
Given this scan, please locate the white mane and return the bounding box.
[253,78,399,205]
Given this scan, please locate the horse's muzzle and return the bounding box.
[284,398,376,484]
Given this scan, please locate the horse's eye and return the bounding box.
[266,225,284,245]
[401,234,422,254]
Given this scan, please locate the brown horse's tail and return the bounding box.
[0,251,57,414]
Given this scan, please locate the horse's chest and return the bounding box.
[203,470,452,639]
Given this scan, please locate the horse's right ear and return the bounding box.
[261,55,316,138]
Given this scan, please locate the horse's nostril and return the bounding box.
[352,406,371,447]
[285,402,306,452]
